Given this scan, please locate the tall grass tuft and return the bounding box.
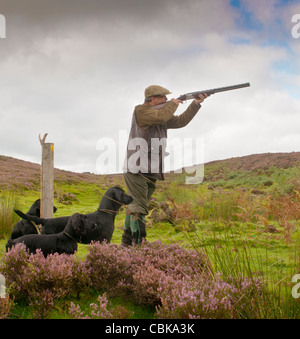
[185,229,300,319]
[0,193,20,238]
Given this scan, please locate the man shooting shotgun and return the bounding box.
[121,82,250,246]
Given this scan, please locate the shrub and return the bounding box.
[1,244,90,318]
[69,293,131,319]
[129,264,174,307]
[84,240,209,308]
[1,240,275,319]
[0,295,14,319]
[84,241,134,291]
[156,274,263,319]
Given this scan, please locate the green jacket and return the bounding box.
[124,100,201,180]
[135,100,201,129]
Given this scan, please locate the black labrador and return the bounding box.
[6,213,96,256]
[14,186,133,243]
[9,199,57,240]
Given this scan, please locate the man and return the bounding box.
[122,85,209,246]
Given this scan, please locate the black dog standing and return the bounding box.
[8,199,57,240]
[13,187,133,244]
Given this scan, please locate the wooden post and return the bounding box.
[39,133,54,218]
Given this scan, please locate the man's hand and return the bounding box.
[170,98,183,106]
[194,92,210,104]
[171,92,210,106]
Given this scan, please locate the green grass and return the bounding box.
[0,193,22,238]
[1,217,299,319]
[1,164,300,319]
[9,289,155,319]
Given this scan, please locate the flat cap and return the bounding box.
[144,85,172,98]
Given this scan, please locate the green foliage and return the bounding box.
[0,193,21,238]
[1,158,300,319]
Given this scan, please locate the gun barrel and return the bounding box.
[178,82,250,100]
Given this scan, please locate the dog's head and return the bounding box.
[104,186,133,209]
[69,213,97,243]
[27,199,57,217]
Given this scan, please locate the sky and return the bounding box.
[0,0,300,174]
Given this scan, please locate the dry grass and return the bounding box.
[0,193,21,238]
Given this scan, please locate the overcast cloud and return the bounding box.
[0,0,299,174]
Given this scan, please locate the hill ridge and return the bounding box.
[1,152,300,190]
[204,152,300,171]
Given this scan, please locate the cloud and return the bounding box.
[0,0,299,174]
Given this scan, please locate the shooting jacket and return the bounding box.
[124,100,201,180]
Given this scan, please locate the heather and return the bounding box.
[1,244,90,318]
[0,235,299,319]
[1,241,268,319]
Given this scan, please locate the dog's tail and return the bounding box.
[14,209,45,225]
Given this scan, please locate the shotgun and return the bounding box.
[177,82,250,100]
[153,82,250,108]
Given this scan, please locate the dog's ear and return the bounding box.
[34,199,41,207]
[79,215,88,232]
[78,214,86,230]
[113,187,124,201]
[70,214,85,236]
[36,208,40,217]
[27,199,41,216]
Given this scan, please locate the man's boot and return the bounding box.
[137,214,146,243]
[121,214,132,246]
[131,214,146,245]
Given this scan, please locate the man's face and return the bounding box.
[151,95,167,105]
